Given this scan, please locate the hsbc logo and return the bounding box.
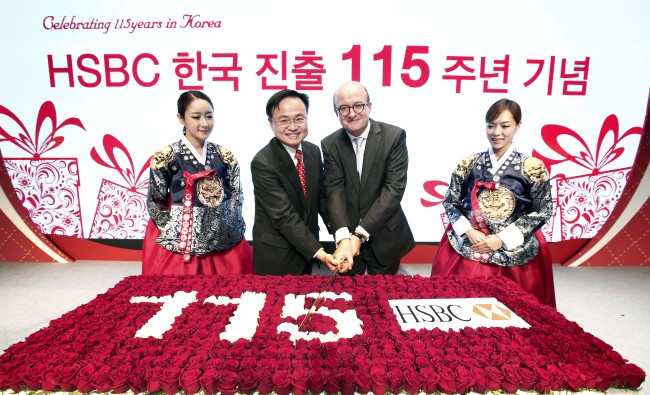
[388,297,530,331]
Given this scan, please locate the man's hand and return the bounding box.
[315,250,349,273]
[333,238,355,271]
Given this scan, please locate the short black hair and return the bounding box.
[266,89,309,119]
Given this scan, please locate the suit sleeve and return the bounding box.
[358,129,409,236]
[251,154,322,260]
[321,137,351,233]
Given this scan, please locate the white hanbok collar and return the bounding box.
[488,144,516,175]
[181,135,208,165]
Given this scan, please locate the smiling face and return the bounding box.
[486,109,520,158]
[334,82,372,137]
[269,96,308,149]
[178,98,214,150]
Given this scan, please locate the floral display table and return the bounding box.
[0,274,645,394]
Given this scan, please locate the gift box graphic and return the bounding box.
[89,134,151,239]
[533,114,642,241]
[0,101,86,236]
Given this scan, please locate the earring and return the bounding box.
[183,126,186,135]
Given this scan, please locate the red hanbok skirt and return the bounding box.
[431,229,556,307]
[142,219,254,275]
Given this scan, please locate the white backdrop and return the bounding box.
[1,0,648,243]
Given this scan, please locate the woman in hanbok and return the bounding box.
[431,98,555,307]
[142,90,254,275]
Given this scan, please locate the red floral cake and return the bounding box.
[0,274,645,394]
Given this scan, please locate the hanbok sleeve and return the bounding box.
[146,145,174,229]
[443,154,477,236]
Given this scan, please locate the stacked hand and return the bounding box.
[331,238,359,274]
[316,249,351,273]
[466,229,503,254]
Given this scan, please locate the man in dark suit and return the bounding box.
[251,89,343,275]
[321,81,415,275]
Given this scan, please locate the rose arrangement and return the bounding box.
[0,274,645,394]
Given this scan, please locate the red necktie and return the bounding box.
[295,149,307,198]
[469,179,500,263]
[179,169,216,262]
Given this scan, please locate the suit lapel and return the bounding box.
[339,130,360,194]
[303,145,318,212]
[271,139,305,205]
[360,120,381,189]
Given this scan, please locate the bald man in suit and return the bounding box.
[251,89,343,275]
[322,81,415,275]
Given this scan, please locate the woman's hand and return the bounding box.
[465,229,486,245]
[470,234,504,254]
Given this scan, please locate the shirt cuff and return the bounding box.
[497,223,525,250]
[355,226,370,241]
[334,227,351,244]
[312,247,324,259]
[452,216,473,236]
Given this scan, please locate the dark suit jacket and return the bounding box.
[251,138,329,275]
[321,119,415,267]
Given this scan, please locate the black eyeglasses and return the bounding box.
[272,117,307,128]
[336,102,369,116]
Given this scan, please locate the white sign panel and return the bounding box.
[389,297,530,331]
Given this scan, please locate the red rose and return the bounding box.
[355,368,372,394]
[223,358,240,371]
[533,366,554,393]
[146,366,163,392]
[199,367,219,395]
[257,358,277,371]
[387,367,404,394]
[546,364,567,389]
[24,362,47,390]
[369,365,388,395]
[437,365,458,394]
[517,366,537,391]
[217,370,239,395]
[501,363,523,393]
[339,368,357,395]
[276,357,292,371]
[469,366,489,393]
[419,366,440,393]
[255,368,274,394]
[403,367,423,394]
[291,367,310,395]
[237,368,258,394]
[160,365,182,394]
[111,365,132,394]
[324,369,342,394]
[309,367,328,394]
[240,356,257,370]
[623,363,646,389]
[563,363,586,392]
[324,355,341,369]
[41,365,62,392]
[354,355,372,371]
[453,365,473,394]
[127,365,147,393]
[92,365,113,393]
[271,369,292,395]
[186,355,206,370]
[591,360,620,390]
[58,362,81,391]
[180,367,202,394]
[204,358,224,370]
[485,366,503,391]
